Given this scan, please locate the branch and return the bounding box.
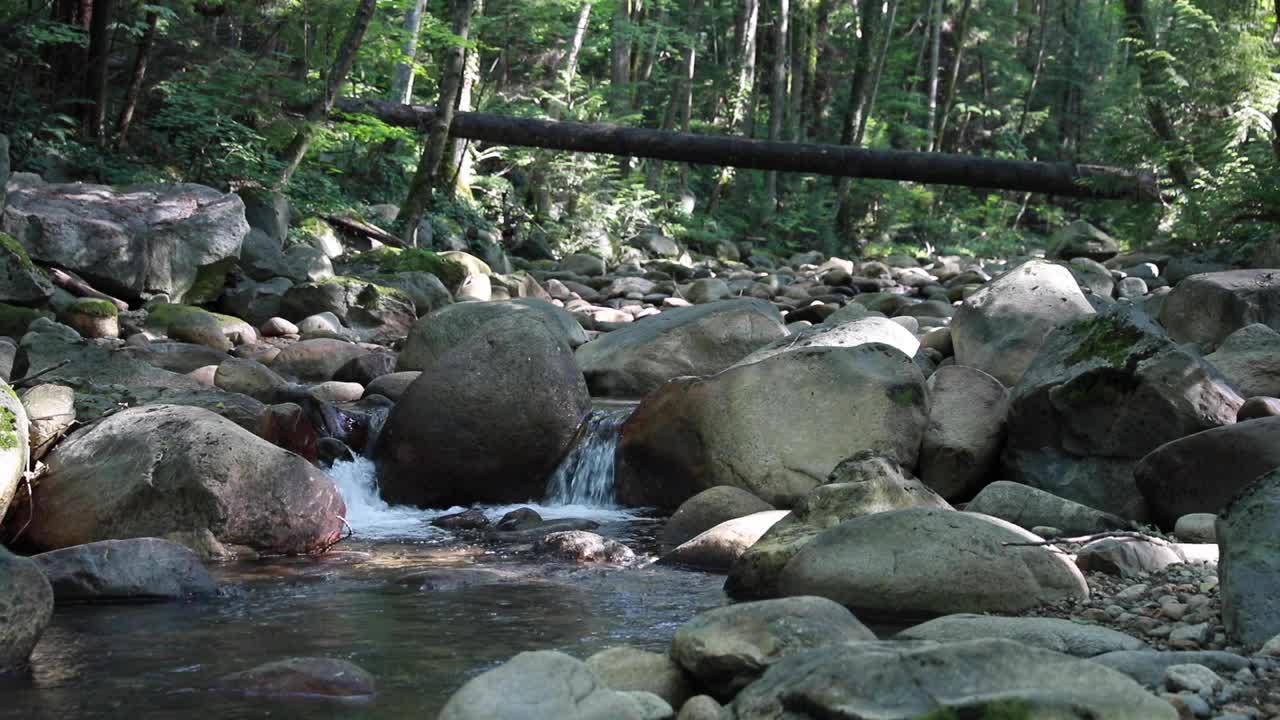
[48,268,130,311]
[1002,530,1163,547]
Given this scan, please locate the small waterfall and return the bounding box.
[545,408,632,507]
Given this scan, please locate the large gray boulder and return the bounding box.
[437,650,672,720]
[659,486,775,549]
[1003,307,1241,521]
[279,277,417,344]
[735,316,919,366]
[576,299,788,397]
[2,178,247,303]
[31,538,217,602]
[1217,467,1280,645]
[659,510,789,571]
[951,260,1095,386]
[897,615,1146,657]
[0,232,55,305]
[375,312,590,507]
[966,481,1130,535]
[585,647,692,708]
[24,405,346,558]
[616,344,929,509]
[1204,323,1280,398]
[0,377,29,524]
[726,639,1177,720]
[1052,220,1120,262]
[671,596,876,699]
[725,453,951,600]
[0,546,53,673]
[1135,416,1280,527]
[777,509,1089,618]
[1161,269,1280,348]
[918,365,1008,500]
[397,299,587,372]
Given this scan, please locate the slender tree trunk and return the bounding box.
[934,0,971,150]
[677,0,700,193]
[563,2,594,106]
[450,0,484,191]
[835,0,889,241]
[113,9,158,149]
[611,0,634,113]
[924,0,943,151]
[276,0,379,186]
[858,0,899,144]
[807,0,834,137]
[765,0,790,208]
[83,0,115,141]
[708,0,759,213]
[1121,0,1190,186]
[391,0,429,104]
[397,0,476,242]
[1015,0,1050,139]
[788,0,808,142]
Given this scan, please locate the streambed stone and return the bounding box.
[32,538,216,602]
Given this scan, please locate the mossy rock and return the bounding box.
[0,303,53,338]
[67,298,119,318]
[377,249,467,290]
[183,257,237,305]
[0,232,37,272]
[146,303,244,331]
[1065,313,1149,367]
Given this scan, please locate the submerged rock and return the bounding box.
[32,538,217,603]
[0,546,53,673]
[217,657,375,700]
[533,531,635,564]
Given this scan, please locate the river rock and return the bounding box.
[1217,467,1280,645]
[560,253,607,277]
[660,510,789,572]
[31,538,216,602]
[0,377,29,523]
[918,365,1008,500]
[1203,323,1280,397]
[437,650,672,720]
[726,639,1177,720]
[217,657,375,700]
[898,614,1146,657]
[1004,306,1241,522]
[1076,536,1185,577]
[617,344,928,509]
[725,454,951,600]
[586,647,692,708]
[576,299,788,397]
[670,596,876,699]
[279,277,416,344]
[659,486,776,549]
[1052,220,1120,262]
[431,508,491,530]
[2,178,246,302]
[734,316,919,366]
[20,383,73,460]
[676,696,722,720]
[377,313,589,507]
[363,371,419,401]
[0,546,53,673]
[214,357,288,402]
[1175,513,1217,543]
[533,531,635,564]
[777,509,1088,618]
[379,270,453,316]
[1070,257,1118,298]
[333,350,395,386]
[0,232,54,305]
[396,299,587,372]
[270,338,368,382]
[965,481,1130,536]
[1090,650,1253,687]
[1161,269,1280,348]
[1135,416,1280,527]
[951,260,1096,386]
[24,405,345,558]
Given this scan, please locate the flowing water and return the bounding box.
[544,408,632,508]
[2,405,725,719]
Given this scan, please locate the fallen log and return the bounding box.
[335,98,1159,201]
[324,214,406,248]
[48,268,130,311]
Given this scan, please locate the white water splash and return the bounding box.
[545,409,631,507]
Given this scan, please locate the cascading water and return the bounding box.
[544,407,632,507]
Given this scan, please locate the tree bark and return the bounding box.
[83,0,115,141]
[1015,0,1050,140]
[449,0,484,191]
[765,0,790,208]
[114,8,158,150]
[934,0,972,150]
[341,98,1159,200]
[924,0,943,151]
[611,0,634,113]
[858,0,900,144]
[276,0,378,186]
[788,0,809,142]
[1121,0,1191,186]
[708,0,759,212]
[563,2,594,106]
[396,0,476,243]
[390,0,429,104]
[807,0,834,138]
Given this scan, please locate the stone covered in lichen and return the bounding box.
[0,375,30,522]
[0,231,54,305]
[61,297,120,339]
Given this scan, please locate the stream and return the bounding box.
[1,407,727,719]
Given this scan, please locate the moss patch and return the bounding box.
[0,303,53,337]
[377,249,467,289]
[296,216,332,239]
[184,256,237,305]
[0,232,36,272]
[888,384,925,408]
[0,405,20,451]
[69,298,119,318]
[146,303,207,329]
[1065,314,1147,367]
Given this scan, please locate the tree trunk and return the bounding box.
[924,0,943,151]
[342,99,1159,200]
[1015,0,1050,139]
[934,0,972,150]
[276,0,379,186]
[450,0,484,191]
[788,0,809,142]
[611,0,633,113]
[765,0,790,208]
[857,0,899,144]
[1121,0,1191,186]
[113,9,158,149]
[83,0,115,141]
[708,0,759,212]
[563,2,594,106]
[396,0,476,243]
[834,0,889,239]
[807,0,834,137]
[390,0,429,104]
[677,0,700,193]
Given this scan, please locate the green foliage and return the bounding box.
[68,298,119,318]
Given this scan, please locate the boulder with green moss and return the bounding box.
[0,377,29,524]
[279,276,416,344]
[0,303,53,338]
[60,297,119,339]
[1,178,246,303]
[1051,220,1121,262]
[1002,305,1242,522]
[377,248,468,290]
[0,231,53,304]
[290,216,342,259]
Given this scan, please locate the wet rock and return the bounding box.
[363,371,420,401]
[495,507,543,531]
[393,568,504,592]
[376,313,590,507]
[660,510,789,572]
[1204,324,1280,398]
[1217,467,1280,645]
[586,646,692,708]
[257,402,319,463]
[576,298,787,397]
[31,538,216,602]
[725,453,951,600]
[918,365,1008,500]
[217,657,375,700]
[0,546,53,673]
[1176,513,1218,543]
[397,299,587,372]
[308,381,363,403]
[533,530,635,564]
[1004,306,1241,522]
[966,481,1130,536]
[438,650,671,720]
[25,405,345,558]
[1076,536,1186,577]
[659,486,775,549]
[315,438,354,467]
[1237,395,1280,420]
[333,351,395,386]
[898,614,1146,657]
[279,278,416,344]
[617,343,928,509]
[431,508,491,530]
[20,383,73,461]
[270,338,368,383]
[1053,220,1120,262]
[727,639,1176,720]
[487,517,600,542]
[735,316,919,366]
[1091,650,1253,687]
[951,260,1096,386]
[670,596,876,700]
[1136,417,1280,527]
[777,509,1089,618]
[1161,270,1280,348]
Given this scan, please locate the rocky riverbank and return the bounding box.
[3,142,1280,718]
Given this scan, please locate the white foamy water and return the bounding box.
[328,456,641,541]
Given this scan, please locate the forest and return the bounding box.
[3,0,1279,260]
